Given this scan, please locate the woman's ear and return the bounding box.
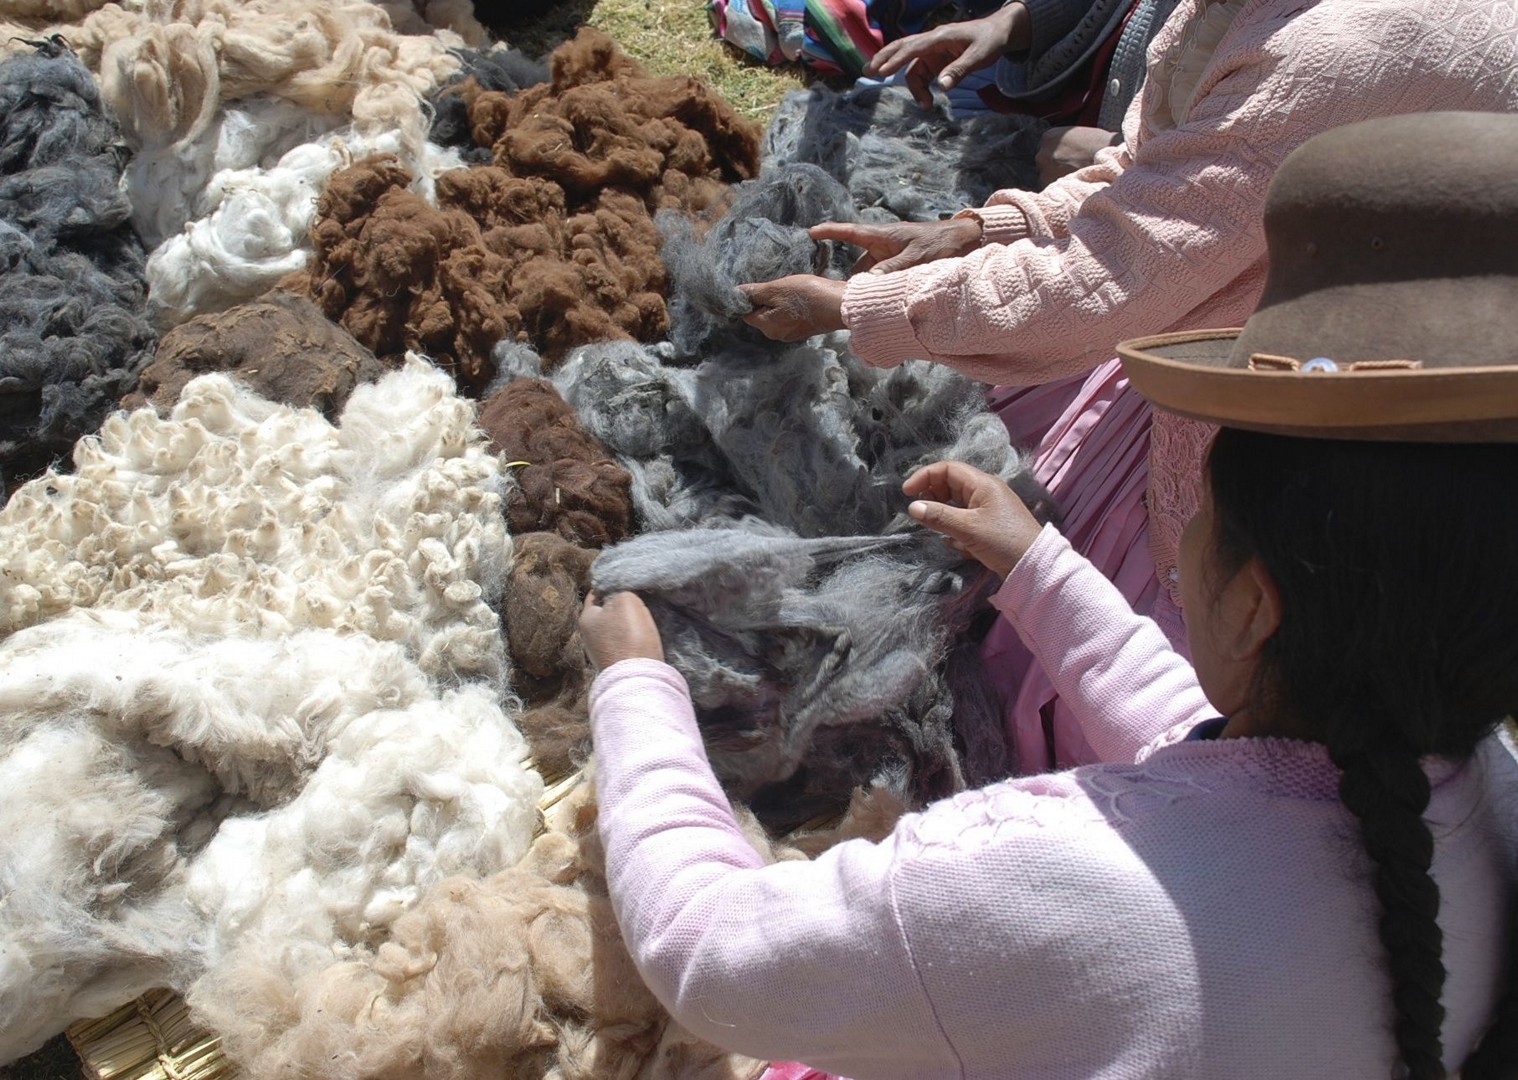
[1224,556,1283,662]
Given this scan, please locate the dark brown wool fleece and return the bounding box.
[500,531,598,780]
[281,29,760,390]
[122,293,391,418]
[478,378,633,549]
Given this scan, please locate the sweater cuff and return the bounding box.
[840,270,929,369]
[589,658,699,732]
[953,203,1030,246]
[992,523,1070,621]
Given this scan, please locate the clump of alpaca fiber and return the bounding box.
[284,31,761,380]
[376,0,489,43]
[0,359,510,685]
[514,338,1046,827]
[140,111,467,326]
[657,162,860,357]
[430,46,550,164]
[123,293,392,419]
[189,774,765,1080]
[501,531,599,779]
[4,0,468,153]
[591,525,1005,829]
[763,83,1046,222]
[478,377,633,548]
[0,610,541,1064]
[0,38,154,485]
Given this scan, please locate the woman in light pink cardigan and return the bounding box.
[580,433,1518,1078]
[740,0,1518,772]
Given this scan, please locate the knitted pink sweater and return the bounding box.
[840,0,1518,590]
[591,527,1517,1078]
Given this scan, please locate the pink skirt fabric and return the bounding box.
[984,358,1190,772]
[760,1065,842,1080]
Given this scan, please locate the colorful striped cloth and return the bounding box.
[708,0,989,77]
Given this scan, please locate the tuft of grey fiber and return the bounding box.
[506,331,1052,830]
[763,83,1047,222]
[657,161,861,358]
[0,38,154,492]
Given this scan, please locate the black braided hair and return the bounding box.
[1205,430,1518,1078]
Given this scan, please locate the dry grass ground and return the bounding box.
[482,0,833,123]
[0,4,815,1079]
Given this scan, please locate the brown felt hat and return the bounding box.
[1116,111,1518,441]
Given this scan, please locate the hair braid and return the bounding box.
[1329,744,1446,1079]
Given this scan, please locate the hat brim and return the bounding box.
[1116,330,1518,441]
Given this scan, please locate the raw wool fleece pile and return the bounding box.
[507,335,1049,828]
[0,360,544,1064]
[281,29,762,389]
[478,376,633,549]
[763,83,1047,222]
[429,46,550,165]
[197,773,768,1080]
[473,372,632,776]
[0,0,465,151]
[139,107,467,326]
[0,38,154,490]
[657,161,860,358]
[122,292,392,419]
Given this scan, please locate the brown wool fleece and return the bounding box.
[479,379,633,549]
[282,28,760,388]
[194,776,767,1080]
[122,293,392,418]
[500,531,598,779]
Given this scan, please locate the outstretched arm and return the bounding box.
[905,462,1213,763]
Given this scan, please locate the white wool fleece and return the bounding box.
[0,358,508,684]
[0,611,541,1063]
[0,360,542,1064]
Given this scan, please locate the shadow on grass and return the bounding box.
[473,0,601,58]
[0,1036,81,1080]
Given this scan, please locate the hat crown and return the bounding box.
[1261,112,1518,296]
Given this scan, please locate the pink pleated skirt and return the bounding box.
[982,356,1189,772]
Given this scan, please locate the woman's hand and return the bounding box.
[737,275,847,342]
[904,460,1045,579]
[580,591,665,669]
[865,4,1029,109]
[809,218,983,276]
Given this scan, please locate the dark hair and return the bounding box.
[1205,428,1518,1079]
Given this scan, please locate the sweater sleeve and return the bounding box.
[993,525,1215,763]
[841,19,1319,380]
[589,659,961,1075]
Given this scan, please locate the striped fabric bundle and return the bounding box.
[709,0,998,77]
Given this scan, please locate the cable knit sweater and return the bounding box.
[841,0,1518,592]
[591,526,1517,1078]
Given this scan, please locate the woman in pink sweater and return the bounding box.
[581,114,1518,1078]
[739,0,1518,772]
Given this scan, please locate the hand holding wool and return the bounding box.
[581,591,666,669]
[905,460,1045,579]
[810,219,983,276]
[737,275,848,341]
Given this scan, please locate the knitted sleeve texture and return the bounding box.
[994,525,1214,762]
[589,531,1216,1072]
[841,0,1514,381]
